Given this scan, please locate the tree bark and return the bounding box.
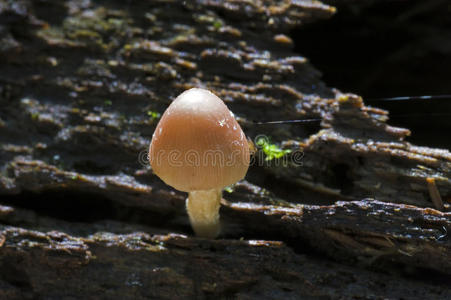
[0,0,450,298]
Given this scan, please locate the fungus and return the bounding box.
[149,88,250,238]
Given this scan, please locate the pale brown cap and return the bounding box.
[149,88,250,192]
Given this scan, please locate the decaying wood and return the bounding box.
[427,177,445,210]
[0,227,449,300]
[225,198,451,274]
[0,0,450,298]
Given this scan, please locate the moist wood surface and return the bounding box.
[0,0,450,298]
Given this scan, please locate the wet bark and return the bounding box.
[0,0,450,298]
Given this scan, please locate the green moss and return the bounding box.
[30,112,40,121]
[69,29,101,40]
[59,8,131,52]
[256,136,291,161]
[104,99,112,106]
[224,185,234,193]
[107,18,125,28]
[213,20,223,29]
[147,111,161,120]
[195,13,224,30]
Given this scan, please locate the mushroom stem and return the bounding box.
[186,189,222,238]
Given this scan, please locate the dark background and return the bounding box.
[292,0,451,149]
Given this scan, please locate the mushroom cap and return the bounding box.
[149,88,250,192]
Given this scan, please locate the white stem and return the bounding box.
[186,189,222,238]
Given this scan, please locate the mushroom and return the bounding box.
[149,88,250,238]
